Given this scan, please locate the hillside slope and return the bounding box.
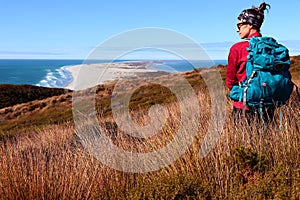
[0,56,299,136]
[0,84,71,109]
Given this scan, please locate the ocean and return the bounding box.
[0,59,227,88]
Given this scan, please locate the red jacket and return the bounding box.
[226,32,262,109]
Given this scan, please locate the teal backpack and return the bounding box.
[229,36,294,109]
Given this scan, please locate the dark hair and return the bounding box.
[238,2,271,31]
[255,2,271,14]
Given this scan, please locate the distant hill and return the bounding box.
[0,55,299,135]
[0,84,71,109]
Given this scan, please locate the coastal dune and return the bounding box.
[65,61,169,90]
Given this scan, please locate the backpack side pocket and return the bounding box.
[229,85,244,102]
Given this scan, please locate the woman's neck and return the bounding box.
[249,29,259,35]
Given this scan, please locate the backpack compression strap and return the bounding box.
[243,70,257,110]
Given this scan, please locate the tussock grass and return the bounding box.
[0,87,299,199]
[0,57,299,199]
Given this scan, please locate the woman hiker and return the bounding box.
[226,2,274,124]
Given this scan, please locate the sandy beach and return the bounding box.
[65,61,169,90]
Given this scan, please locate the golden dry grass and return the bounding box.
[0,56,299,199]
[0,88,299,199]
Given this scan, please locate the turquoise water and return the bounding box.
[0,59,227,88]
[0,59,84,87]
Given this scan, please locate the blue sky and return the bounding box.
[1,0,300,60]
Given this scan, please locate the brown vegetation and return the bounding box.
[0,84,71,109]
[0,56,299,199]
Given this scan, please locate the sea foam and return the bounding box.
[36,66,73,88]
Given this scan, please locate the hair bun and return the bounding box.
[256,2,271,14]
